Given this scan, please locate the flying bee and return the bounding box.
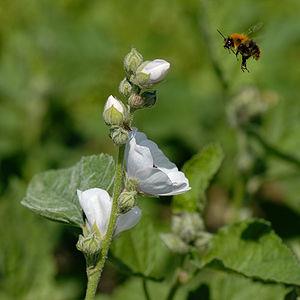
[217,23,262,72]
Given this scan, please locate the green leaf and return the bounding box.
[189,269,292,300]
[195,219,300,286]
[111,216,160,277]
[173,143,224,212]
[21,154,115,227]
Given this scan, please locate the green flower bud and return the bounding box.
[119,78,133,97]
[194,232,212,253]
[118,190,137,213]
[110,125,129,145]
[76,231,102,266]
[172,213,204,244]
[103,95,126,126]
[160,233,189,254]
[124,48,143,74]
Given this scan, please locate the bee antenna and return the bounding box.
[217,29,226,39]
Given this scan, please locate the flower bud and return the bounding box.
[134,59,170,87]
[194,232,212,252]
[128,93,144,109]
[77,232,102,265]
[110,125,129,145]
[118,190,137,213]
[128,91,157,110]
[160,233,189,254]
[124,48,143,74]
[172,213,204,244]
[103,95,126,126]
[119,78,133,97]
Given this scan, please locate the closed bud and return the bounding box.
[172,213,204,244]
[110,125,129,145]
[124,48,143,74]
[118,190,137,213]
[103,95,126,126]
[128,93,144,109]
[134,59,170,87]
[119,78,132,97]
[76,231,102,265]
[160,233,189,254]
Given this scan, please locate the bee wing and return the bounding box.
[247,22,264,37]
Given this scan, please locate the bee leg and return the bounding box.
[241,56,250,72]
[235,50,240,61]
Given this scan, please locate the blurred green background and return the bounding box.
[1,0,300,299]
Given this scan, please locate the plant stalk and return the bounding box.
[84,144,126,300]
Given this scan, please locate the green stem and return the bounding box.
[142,279,151,300]
[166,279,180,300]
[245,125,300,169]
[84,144,126,300]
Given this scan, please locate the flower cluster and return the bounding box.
[77,49,190,256]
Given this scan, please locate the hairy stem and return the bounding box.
[142,279,151,300]
[84,144,125,300]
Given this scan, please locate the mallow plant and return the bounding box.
[22,49,300,300]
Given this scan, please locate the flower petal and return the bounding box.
[77,188,112,236]
[136,167,174,196]
[114,206,142,236]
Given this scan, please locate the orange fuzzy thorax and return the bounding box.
[229,33,249,48]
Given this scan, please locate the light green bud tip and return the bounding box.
[110,125,129,145]
[119,78,132,97]
[103,95,126,126]
[118,190,137,213]
[124,48,143,74]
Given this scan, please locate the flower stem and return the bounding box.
[84,144,126,300]
[142,278,151,300]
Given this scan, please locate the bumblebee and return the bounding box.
[218,24,262,72]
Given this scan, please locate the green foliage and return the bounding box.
[173,143,224,212]
[21,154,115,227]
[191,269,292,300]
[111,216,162,278]
[195,219,300,286]
[0,179,80,300]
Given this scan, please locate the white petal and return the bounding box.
[136,167,174,195]
[104,95,124,113]
[125,130,190,196]
[142,59,170,83]
[114,206,142,236]
[126,131,153,178]
[77,188,112,236]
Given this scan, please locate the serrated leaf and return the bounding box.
[111,216,159,276]
[173,143,224,212]
[21,154,115,227]
[195,219,300,286]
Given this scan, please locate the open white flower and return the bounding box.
[77,188,141,238]
[125,130,190,196]
[138,59,170,85]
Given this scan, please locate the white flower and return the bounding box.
[77,188,141,238]
[103,95,126,125]
[139,59,170,85]
[125,130,190,196]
